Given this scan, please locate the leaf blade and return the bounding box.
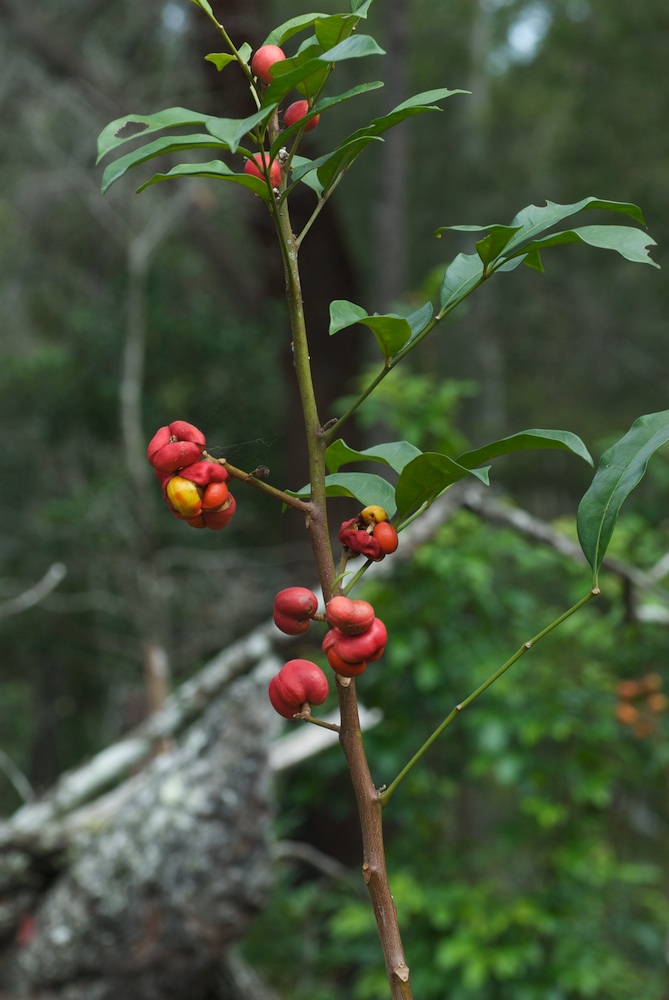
[577,410,669,585]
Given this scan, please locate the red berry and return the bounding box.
[326,647,366,677]
[244,152,281,188]
[268,659,329,719]
[373,521,398,556]
[147,420,206,473]
[325,596,375,635]
[328,617,387,664]
[273,587,320,636]
[251,44,286,85]
[284,100,320,132]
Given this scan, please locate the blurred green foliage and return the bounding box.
[244,499,669,998]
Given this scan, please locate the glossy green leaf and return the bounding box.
[328,300,412,361]
[395,454,490,519]
[505,225,659,268]
[317,34,385,62]
[289,155,324,196]
[292,89,462,196]
[577,410,669,585]
[205,104,279,153]
[100,133,229,194]
[325,439,422,474]
[135,160,272,201]
[288,473,397,516]
[271,81,384,156]
[438,253,485,314]
[263,13,328,47]
[407,302,434,339]
[457,429,593,469]
[506,197,647,253]
[315,14,361,50]
[439,224,522,267]
[97,108,210,163]
[263,49,329,104]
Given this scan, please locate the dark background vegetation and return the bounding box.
[1,0,668,996]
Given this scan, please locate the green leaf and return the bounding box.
[328,300,412,361]
[506,225,659,268]
[395,454,490,519]
[438,224,522,267]
[506,197,647,254]
[205,44,252,71]
[263,49,329,104]
[204,52,236,71]
[405,302,434,344]
[97,108,210,163]
[317,34,385,62]
[436,199,651,269]
[314,14,360,50]
[134,160,273,202]
[271,81,384,156]
[457,429,593,469]
[325,439,422,474]
[438,253,484,314]
[288,473,397,515]
[577,410,669,585]
[205,104,279,153]
[189,0,216,20]
[264,13,328,47]
[289,155,324,196]
[306,89,465,195]
[100,133,229,194]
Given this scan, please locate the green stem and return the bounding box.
[208,456,310,513]
[379,588,600,808]
[324,275,491,443]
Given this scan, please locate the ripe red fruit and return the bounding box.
[323,617,387,666]
[244,152,281,188]
[284,100,320,132]
[268,659,329,719]
[373,521,399,556]
[162,460,235,530]
[147,420,206,473]
[273,587,319,636]
[338,519,382,560]
[326,647,367,677]
[325,596,375,635]
[251,44,286,85]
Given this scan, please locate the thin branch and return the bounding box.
[0,563,67,619]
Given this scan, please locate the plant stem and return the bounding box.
[379,588,600,807]
[272,172,414,1000]
[204,454,310,513]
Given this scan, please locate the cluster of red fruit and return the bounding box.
[268,506,399,720]
[147,420,236,530]
[243,45,321,188]
[615,672,667,739]
[339,505,399,562]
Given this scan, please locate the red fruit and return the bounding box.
[147,420,206,473]
[373,521,398,556]
[202,494,236,530]
[325,596,375,635]
[326,647,366,677]
[273,587,319,636]
[329,617,387,664]
[268,659,329,719]
[251,44,286,84]
[244,152,281,188]
[284,100,320,132]
[338,519,382,560]
[201,480,229,510]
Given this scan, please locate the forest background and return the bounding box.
[1,0,669,997]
